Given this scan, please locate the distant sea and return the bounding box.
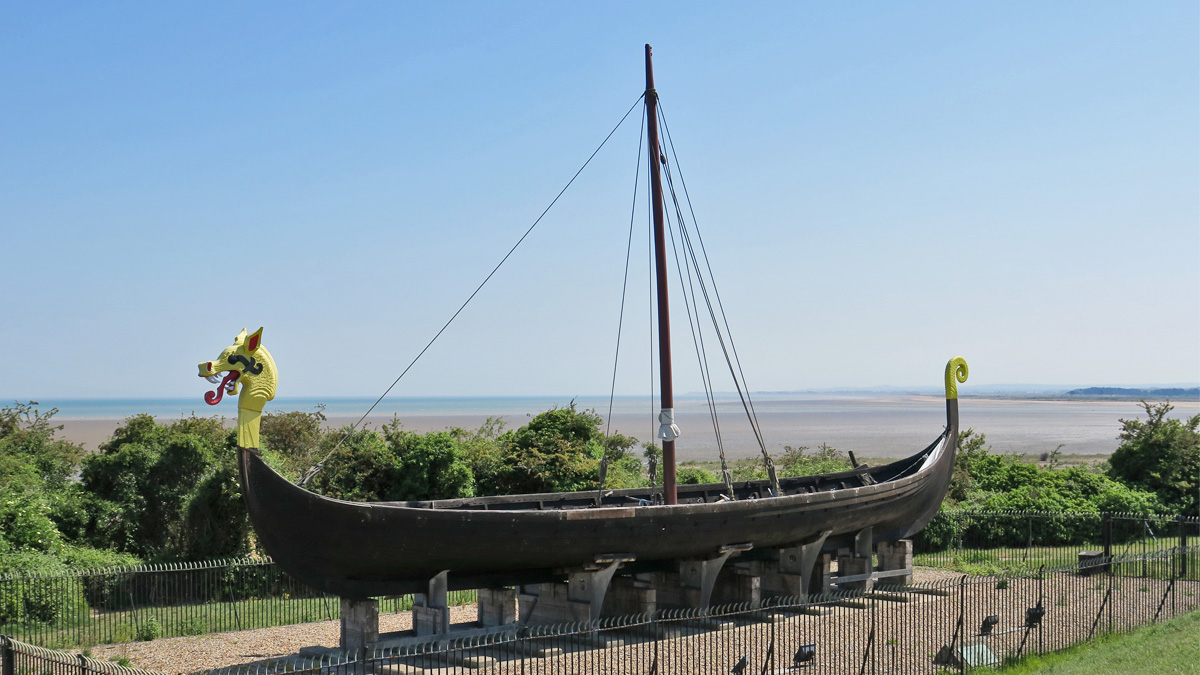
[29,394,1200,460]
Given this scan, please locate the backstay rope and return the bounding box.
[599,104,646,488]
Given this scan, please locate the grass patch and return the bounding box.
[2,590,477,648]
[980,610,1200,673]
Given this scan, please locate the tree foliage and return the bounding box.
[1107,401,1199,515]
[78,414,249,561]
[0,403,142,576]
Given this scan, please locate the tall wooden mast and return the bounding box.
[645,44,678,505]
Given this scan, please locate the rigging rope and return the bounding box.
[659,106,771,456]
[657,105,780,496]
[599,105,646,489]
[298,93,647,488]
[663,171,735,498]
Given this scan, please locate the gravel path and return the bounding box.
[74,570,1200,674]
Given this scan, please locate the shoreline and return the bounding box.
[46,396,1199,460]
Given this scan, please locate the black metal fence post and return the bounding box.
[1179,516,1189,577]
[1142,519,1149,578]
[958,575,966,675]
[1038,565,1045,655]
[1107,561,1113,634]
[1,636,13,675]
[1102,512,1112,563]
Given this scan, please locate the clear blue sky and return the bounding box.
[2,2,1197,399]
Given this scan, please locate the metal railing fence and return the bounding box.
[3,545,1198,675]
[0,510,1194,651]
[912,510,1197,578]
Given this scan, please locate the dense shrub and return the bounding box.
[944,429,1161,515]
[383,425,475,500]
[260,407,327,479]
[777,443,853,477]
[677,466,718,485]
[483,405,608,495]
[308,427,398,501]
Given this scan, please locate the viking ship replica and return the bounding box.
[199,46,968,601]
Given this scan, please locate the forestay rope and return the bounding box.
[298,94,647,487]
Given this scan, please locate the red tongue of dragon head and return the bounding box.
[204,370,241,405]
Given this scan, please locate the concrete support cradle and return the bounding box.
[568,553,636,621]
[680,543,753,608]
[519,554,636,624]
[478,587,517,627]
[777,529,832,596]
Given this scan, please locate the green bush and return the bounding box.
[180,616,208,636]
[136,616,161,641]
[485,405,608,495]
[777,444,852,477]
[677,466,718,485]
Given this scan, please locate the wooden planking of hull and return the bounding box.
[238,396,962,599]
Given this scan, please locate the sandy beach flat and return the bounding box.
[52,397,1197,459]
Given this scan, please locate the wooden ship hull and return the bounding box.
[230,46,970,602]
[239,398,960,599]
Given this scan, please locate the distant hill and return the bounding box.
[1065,387,1200,398]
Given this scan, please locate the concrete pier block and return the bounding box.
[339,598,379,653]
[836,553,873,591]
[812,553,833,594]
[518,583,592,624]
[877,539,913,586]
[712,565,761,607]
[412,605,450,636]
[478,587,517,627]
[605,576,657,616]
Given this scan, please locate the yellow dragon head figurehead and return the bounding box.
[197,327,277,449]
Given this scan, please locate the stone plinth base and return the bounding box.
[478,587,517,626]
[877,540,913,586]
[761,552,833,598]
[605,576,657,616]
[836,554,873,591]
[340,598,379,653]
[413,605,450,636]
[519,583,593,624]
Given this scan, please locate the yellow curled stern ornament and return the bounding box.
[197,327,277,449]
[944,356,969,400]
